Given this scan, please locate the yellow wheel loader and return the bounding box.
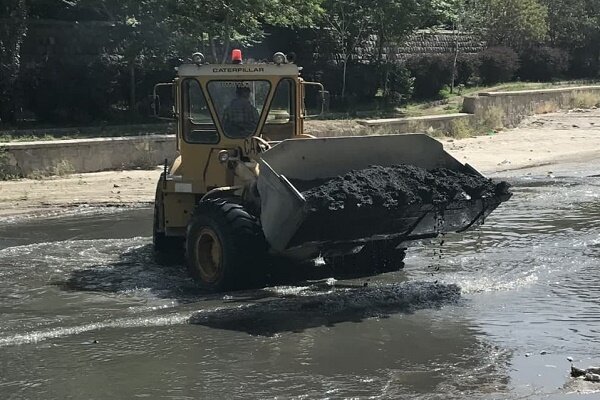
[152,50,511,292]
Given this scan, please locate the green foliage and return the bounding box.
[448,117,476,138]
[478,47,520,84]
[0,0,27,123]
[438,85,452,100]
[455,54,479,86]
[369,0,437,61]
[519,46,569,81]
[470,0,549,49]
[378,63,414,106]
[406,55,453,99]
[22,56,121,124]
[540,0,597,48]
[172,0,324,62]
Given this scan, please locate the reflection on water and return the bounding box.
[0,170,599,399]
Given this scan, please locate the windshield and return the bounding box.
[207,80,271,138]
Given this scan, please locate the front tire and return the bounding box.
[185,199,266,291]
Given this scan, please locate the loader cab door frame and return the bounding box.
[181,78,220,145]
[262,77,298,141]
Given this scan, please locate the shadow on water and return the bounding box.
[58,242,407,301]
[189,282,462,336]
[58,244,214,302]
[56,244,462,336]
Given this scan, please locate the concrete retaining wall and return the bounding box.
[2,86,600,178]
[357,113,473,135]
[0,122,174,138]
[1,135,177,177]
[463,86,600,127]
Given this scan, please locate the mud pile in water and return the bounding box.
[295,164,510,212]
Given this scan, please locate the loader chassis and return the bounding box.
[153,53,510,292]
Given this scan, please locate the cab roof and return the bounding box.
[177,63,300,78]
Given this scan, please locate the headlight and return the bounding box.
[273,52,287,65]
[192,52,205,65]
[218,150,230,163]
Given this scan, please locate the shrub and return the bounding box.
[308,62,380,110]
[406,55,454,99]
[438,85,452,99]
[455,54,479,86]
[568,46,600,79]
[449,118,476,139]
[22,55,123,124]
[344,63,380,101]
[478,47,520,84]
[519,46,569,81]
[378,62,414,106]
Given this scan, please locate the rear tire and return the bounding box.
[185,198,266,292]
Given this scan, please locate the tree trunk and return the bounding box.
[451,23,459,94]
[129,60,136,118]
[220,14,232,63]
[209,34,218,64]
[341,55,348,98]
[376,30,386,65]
[0,0,28,123]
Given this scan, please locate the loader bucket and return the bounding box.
[257,134,510,256]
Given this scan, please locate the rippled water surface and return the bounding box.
[1,162,599,399]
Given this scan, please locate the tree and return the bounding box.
[174,0,324,63]
[0,0,28,123]
[322,0,371,98]
[541,0,596,47]
[470,0,549,49]
[70,0,324,116]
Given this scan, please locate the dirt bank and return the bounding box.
[443,108,600,174]
[0,169,159,220]
[1,109,599,221]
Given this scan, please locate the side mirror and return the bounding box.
[152,82,176,120]
[302,81,327,118]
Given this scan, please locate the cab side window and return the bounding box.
[182,79,219,144]
[263,78,296,141]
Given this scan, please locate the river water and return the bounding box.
[1,161,599,399]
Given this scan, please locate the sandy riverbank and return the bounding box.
[1,109,599,220]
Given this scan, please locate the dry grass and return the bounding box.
[572,92,600,108]
[534,101,560,114]
[0,149,22,180]
[26,159,75,179]
[129,140,161,170]
[52,159,75,176]
[448,118,477,139]
[478,106,505,131]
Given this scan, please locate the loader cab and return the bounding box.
[152,50,324,257]
[181,75,300,143]
[160,50,323,192]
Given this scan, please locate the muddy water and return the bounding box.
[1,162,599,399]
